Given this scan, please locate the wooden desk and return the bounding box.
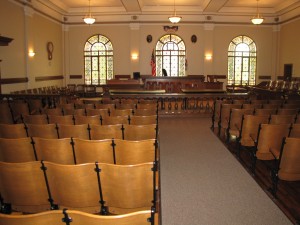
[109,89,166,94]
[181,89,225,93]
[144,76,222,93]
[104,79,144,92]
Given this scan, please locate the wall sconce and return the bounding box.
[205,54,212,60]
[28,50,35,57]
[131,53,138,60]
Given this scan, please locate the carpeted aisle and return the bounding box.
[159,116,292,225]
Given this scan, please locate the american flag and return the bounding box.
[150,49,156,76]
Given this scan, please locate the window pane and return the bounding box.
[156,34,186,77]
[227,35,256,85]
[84,35,113,85]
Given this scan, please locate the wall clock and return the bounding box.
[47,42,54,60]
[146,35,152,43]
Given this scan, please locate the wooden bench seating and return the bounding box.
[0,205,153,225]
[0,161,157,215]
[0,137,158,166]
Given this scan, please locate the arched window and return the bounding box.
[228,35,256,85]
[84,34,113,85]
[155,34,186,77]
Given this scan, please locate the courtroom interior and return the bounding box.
[0,0,300,224]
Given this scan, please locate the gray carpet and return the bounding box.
[159,116,292,225]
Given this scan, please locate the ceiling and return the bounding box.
[39,0,300,24]
[48,0,300,14]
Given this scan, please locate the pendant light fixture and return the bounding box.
[251,0,264,25]
[83,0,95,25]
[169,0,182,24]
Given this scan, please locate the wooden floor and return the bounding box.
[214,127,300,225]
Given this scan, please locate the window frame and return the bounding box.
[84,34,113,85]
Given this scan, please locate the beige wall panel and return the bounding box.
[66,25,130,84]
[214,25,275,84]
[0,1,25,81]
[279,19,300,78]
[0,1,63,93]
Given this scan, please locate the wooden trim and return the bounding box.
[259,75,271,80]
[0,77,28,84]
[115,75,131,79]
[35,75,64,82]
[70,75,83,79]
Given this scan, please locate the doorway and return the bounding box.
[283,64,293,81]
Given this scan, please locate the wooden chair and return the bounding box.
[72,138,114,164]
[22,114,49,124]
[89,124,123,140]
[123,124,157,141]
[101,115,130,125]
[268,99,284,105]
[86,108,110,117]
[95,103,115,111]
[269,114,296,124]
[26,98,46,114]
[57,124,89,139]
[74,115,101,125]
[242,103,262,110]
[232,99,248,105]
[237,115,270,157]
[0,209,153,225]
[63,108,86,116]
[269,137,300,196]
[43,108,64,116]
[218,103,242,136]
[262,103,280,110]
[110,109,133,117]
[65,209,153,225]
[296,115,300,124]
[43,161,103,213]
[0,137,36,162]
[0,102,14,124]
[0,210,63,225]
[136,103,158,110]
[281,103,300,109]
[32,137,75,164]
[290,123,300,138]
[96,162,155,214]
[129,115,157,125]
[0,124,27,138]
[211,99,225,130]
[254,108,277,116]
[115,103,137,110]
[74,103,94,110]
[285,99,300,105]
[250,99,268,104]
[114,139,157,165]
[9,102,31,123]
[48,115,74,125]
[0,161,54,213]
[133,109,157,116]
[251,123,292,173]
[56,103,75,110]
[277,108,298,115]
[83,99,100,104]
[26,123,58,139]
[226,108,254,143]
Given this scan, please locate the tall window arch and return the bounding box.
[155,34,186,77]
[228,35,257,85]
[84,34,113,85]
